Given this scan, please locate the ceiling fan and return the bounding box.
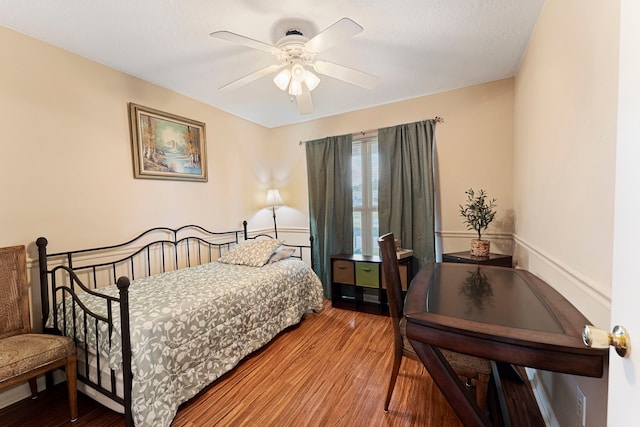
[210,18,379,115]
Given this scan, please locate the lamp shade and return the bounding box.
[304,70,320,91]
[266,189,284,208]
[273,68,291,91]
[273,64,321,95]
[288,79,303,96]
[291,63,306,82]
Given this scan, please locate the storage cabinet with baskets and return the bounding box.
[330,253,414,314]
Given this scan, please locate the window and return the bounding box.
[352,136,379,256]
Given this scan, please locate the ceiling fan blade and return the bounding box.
[219,64,282,92]
[304,18,363,54]
[296,86,314,115]
[313,60,379,90]
[210,31,280,55]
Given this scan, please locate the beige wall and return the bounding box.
[3,4,617,422]
[0,26,273,255]
[269,78,515,255]
[0,24,276,407]
[513,1,620,426]
[1,24,516,408]
[1,25,514,258]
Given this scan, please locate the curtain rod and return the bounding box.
[298,116,444,145]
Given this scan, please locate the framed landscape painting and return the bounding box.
[129,103,207,182]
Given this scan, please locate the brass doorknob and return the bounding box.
[583,325,629,357]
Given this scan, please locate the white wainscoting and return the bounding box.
[513,234,610,328]
[437,231,611,427]
[436,230,514,261]
[5,228,608,426]
[513,234,610,427]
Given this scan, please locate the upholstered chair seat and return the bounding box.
[0,334,76,381]
[0,245,78,422]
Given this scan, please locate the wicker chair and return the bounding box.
[0,245,78,422]
[378,233,491,412]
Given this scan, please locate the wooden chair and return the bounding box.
[378,233,491,412]
[0,245,78,422]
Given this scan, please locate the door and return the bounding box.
[608,1,639,424]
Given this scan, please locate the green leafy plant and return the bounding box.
[459,188,497,240]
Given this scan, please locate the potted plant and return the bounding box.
[459,188,497,257]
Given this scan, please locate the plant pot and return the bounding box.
[470,239,490,257]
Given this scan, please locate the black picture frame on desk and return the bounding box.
[442,251,512,268]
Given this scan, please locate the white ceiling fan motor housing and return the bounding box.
[275,32,315,65]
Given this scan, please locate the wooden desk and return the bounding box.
[404,263,608,427]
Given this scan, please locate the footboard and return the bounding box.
[37,238,136,425]
[36,225,243,427]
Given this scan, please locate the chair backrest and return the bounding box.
[0,245,30,339]
[378,233,404,322]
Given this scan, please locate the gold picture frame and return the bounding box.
[129,103,207,182]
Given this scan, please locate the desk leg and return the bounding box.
[491,361,512,427]
[409,339,492,427]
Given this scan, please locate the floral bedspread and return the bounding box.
[50,259,324,427]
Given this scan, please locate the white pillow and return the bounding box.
[218,239,282,267]
[267,247,297,264]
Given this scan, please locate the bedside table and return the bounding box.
[442,251,512,268]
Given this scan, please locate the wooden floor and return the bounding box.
[0,301,544,427]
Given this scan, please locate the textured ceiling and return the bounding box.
[1,0,545,128]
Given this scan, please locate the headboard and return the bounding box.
[241,220,314,270]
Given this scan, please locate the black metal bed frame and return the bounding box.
[36,222,313,427]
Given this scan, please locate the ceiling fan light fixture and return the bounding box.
[211,17,377,115]
[290,63,306,82]
[304,70,320,91]
[288,79,303,96]
[273,68,291,91]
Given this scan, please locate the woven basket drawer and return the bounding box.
[355,262,379,288]
[333,260,354,284]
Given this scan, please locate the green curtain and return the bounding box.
[305,134,353,298]
[378,120,436,267]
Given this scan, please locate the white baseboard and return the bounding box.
[0,382,36,409]
[0,370,66,410]
[526,368,559,427]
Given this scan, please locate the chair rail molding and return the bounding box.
[436,230,513,240]
[513,233,611,328]
[436,230,514,258]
